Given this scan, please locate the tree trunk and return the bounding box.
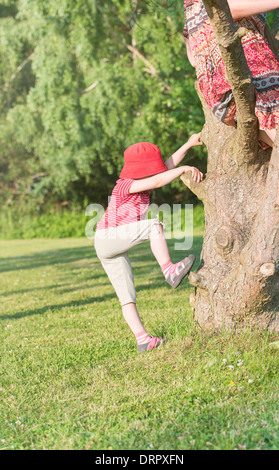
[181,1,279,332]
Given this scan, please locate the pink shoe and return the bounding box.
[137,336,167,353]
[165,254,196,289]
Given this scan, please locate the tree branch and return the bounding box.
[202,0,258,163]
[95,2,170,91]
[126,44,156,76]
[82,80,99,93]
[3,52,35,93]
[189,272,209,291]
[240,133,279,274]
[180,172,207,201]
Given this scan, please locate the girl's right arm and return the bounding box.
[129,166,203,194]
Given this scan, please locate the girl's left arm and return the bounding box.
[228,0,279,19]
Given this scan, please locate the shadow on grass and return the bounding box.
[0,237,203,273]
[0,279,172,321]
[0,277,198,322]
[0,278,109,297]
[0,246,95,273]
[1,236,204,321]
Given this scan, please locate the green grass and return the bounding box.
[0,228,279,450]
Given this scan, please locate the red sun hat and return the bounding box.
[120,142,168,179]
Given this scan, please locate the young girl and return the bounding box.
[94,134,203,353]
[183,0,279,147]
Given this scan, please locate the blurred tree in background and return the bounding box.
[0,0,205,215]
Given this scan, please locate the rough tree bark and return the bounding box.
[181,1,279,332]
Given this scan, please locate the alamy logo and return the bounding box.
[85,202,194,250]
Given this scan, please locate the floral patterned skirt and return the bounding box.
[198,34,279,131]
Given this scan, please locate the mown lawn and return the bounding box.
[0,229,279,450]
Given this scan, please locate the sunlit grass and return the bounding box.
[0,230,278,450]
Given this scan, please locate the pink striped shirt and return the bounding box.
[96,179,151,230]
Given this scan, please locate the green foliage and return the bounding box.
[0,0,205,214]
[0,206,87,239]
[0,203,204,239]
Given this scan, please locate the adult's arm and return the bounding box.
[227,0,279,19]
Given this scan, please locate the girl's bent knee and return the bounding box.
[149,219,165,239]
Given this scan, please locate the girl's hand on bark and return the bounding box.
[187,132,203,148]
[182,166,203,183]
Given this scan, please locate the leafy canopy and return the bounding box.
[0,0,205,210]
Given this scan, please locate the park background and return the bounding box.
[0,0,279,451]
[0,0,206,239]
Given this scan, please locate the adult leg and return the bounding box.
[259,128,277,147]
